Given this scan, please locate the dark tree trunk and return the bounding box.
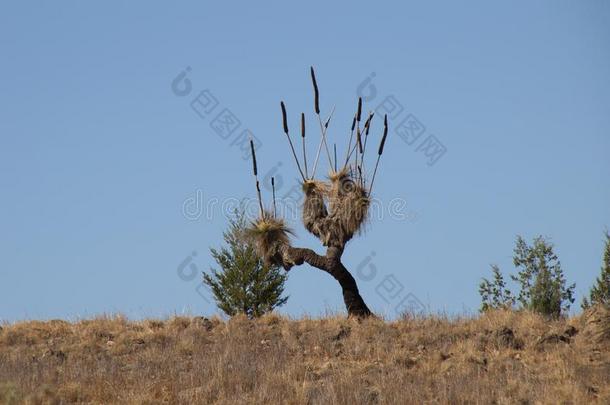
[283,246,372,317]
[331,261,372,317]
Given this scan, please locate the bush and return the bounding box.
[203,209,288,318]
[479,235,575,318]
[582,231,610,309]
[479,265,515,311]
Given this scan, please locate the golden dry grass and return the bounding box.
[0,308,609,404]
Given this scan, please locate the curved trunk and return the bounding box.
[283,246,372,317]
[331,261,372,317]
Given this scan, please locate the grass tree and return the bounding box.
[244,67,391,317]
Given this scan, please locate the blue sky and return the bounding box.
[1,1,609,321]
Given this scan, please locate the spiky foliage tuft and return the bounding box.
[327,168,370,244]
[298,170,370,247]
[246,214,294,268]
[302,179,329,194]
[302,180,329,241]
[327,167,350,213]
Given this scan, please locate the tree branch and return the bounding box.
[281,246,328,271]
[278,245,371,317]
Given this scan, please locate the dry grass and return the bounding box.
[1,308,609,404]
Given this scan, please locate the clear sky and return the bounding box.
[1,1,609,321]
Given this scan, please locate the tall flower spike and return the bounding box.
[363,112,375,155]
[378,114,389,155]
[309,65,333,170]
[271,176,277,217]
[280,101,306,181]
[369,114,388,194]
[250,138,258,177]
[301,112,308,178]
[310,66,320,114]
[344,98,365,167]
[281,101,289,134]
[250,138,265,218]
[365,112,374,135]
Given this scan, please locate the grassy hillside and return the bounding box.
[1,307,609,404]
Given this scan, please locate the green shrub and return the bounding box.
[203,209,288,318]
